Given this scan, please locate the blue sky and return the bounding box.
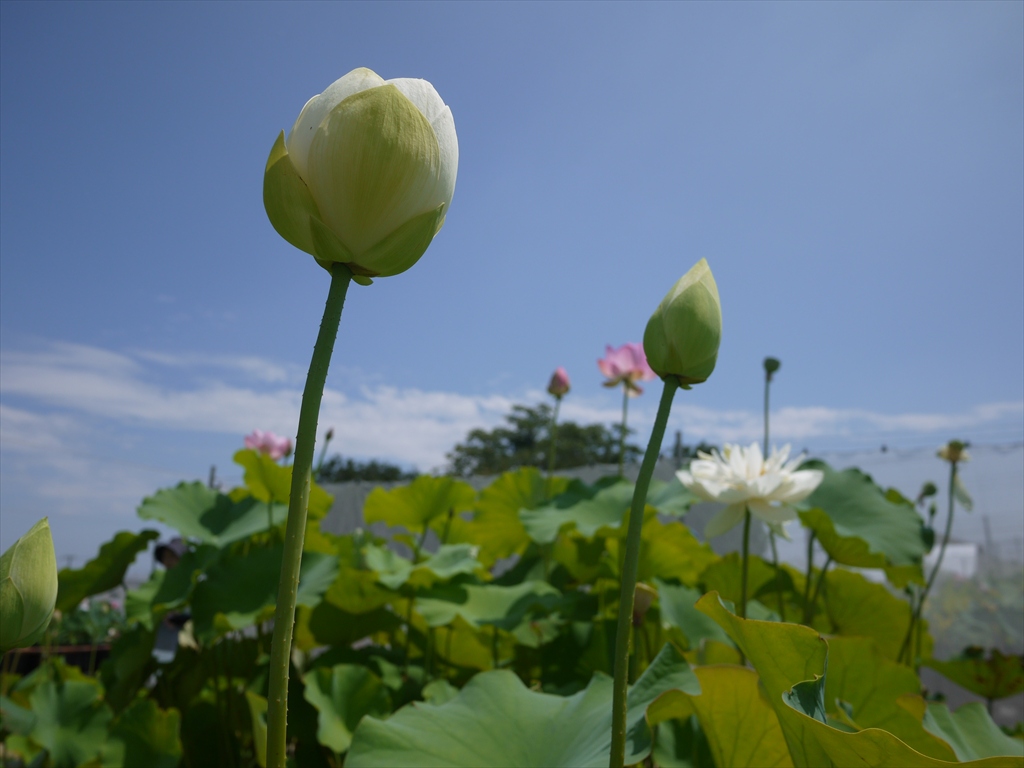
[2,2,1021,565]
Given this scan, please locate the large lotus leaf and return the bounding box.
[99,624,157,713]
[921,701,1024,761]
[552,530,611,583]
[190,543,338,641]
[125,545,219,630]
[636,519,717,586]
[426,614,498,670]
[645,479,700,517]
[414,580,561,629]
[798,462,927,569]
[98,698,182,768]
[924,647,1024,701]
[695,593,830,767]
[138,482,288,546]
[363,543,482,590]
[699,552,779,606]
[303,664,391,755]
[825,568,931,660]
[298,603,401,650]
[823,636,957,760]
[655,579,733,651]
[233,448,333,520]
[442,469,573,567]
[648,665,793,768]
[347,643,698,767]
[696,594,1018,768]
[27,677,113,768]
[364,475,476,532]
[520,480,638,544]
[56,530,160,613]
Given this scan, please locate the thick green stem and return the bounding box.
[763,372,786,620]
[899,460,957,666]
[546,397,561,497]
[265,264,352,768]
[740,510,752,620]
[618,386,630,477]
[808,555,832,621]
[802,532,817,623]
[609,378,678,768]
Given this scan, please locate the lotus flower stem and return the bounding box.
[266,263,352,768]
[763,366,786,621]
[802,532,817,623]
[609,377,678,768]
[899,459,958,666]
[740,510,752,621]
[618,386,629,477]
[808,555,832,621]
[546,397,561,497]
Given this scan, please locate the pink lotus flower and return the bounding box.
[244,430,293,461]
[598,343,656,395]
[547,367,571,398]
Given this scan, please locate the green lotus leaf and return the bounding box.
[0,693,35,735]
[0,518,58,654]
[636,518,717,586]
[99,698,182,768]
[921,701,1023,762]
[138,482,288,547]
[364,543,483,590]
[798,462,927,570]
[825,568,931,661]
[99,624,157,713]
[364,475,477,533]
[924,647,1024,701]
[233,448,334,520]
[347,643,697,767]
[655,579,733,651]
[520,479,637,544]
[444,468,569,567]
[27,677,113,768]
[56,529,159,613]
[823,636,957,760]
[414,580,561,629]
[422,679,459,705]
[648,665,793,768]
[696,593,1019,768]
[304,664,391,755]
[190,543,338,641]
[644,479,700,517]
[124,545,219,630]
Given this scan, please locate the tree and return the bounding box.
[315,456,418,483]
[446,403,642,477]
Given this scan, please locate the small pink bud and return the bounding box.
[547,367,571,398]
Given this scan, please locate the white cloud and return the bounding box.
[2,340,1022,472]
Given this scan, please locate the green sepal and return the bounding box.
[357,204,445,277]
[263,131,322,256]
[352,275,374,286]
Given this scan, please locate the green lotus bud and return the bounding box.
[763,357,780,380]
[643,258,722,388]
[264,68,458,281]
[0,518,58,654]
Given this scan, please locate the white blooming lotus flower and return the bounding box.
[677,443,824,538]
[264,68,458,281]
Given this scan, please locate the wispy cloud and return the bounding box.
[3,340,1021,470]
[2,340,1021,563]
